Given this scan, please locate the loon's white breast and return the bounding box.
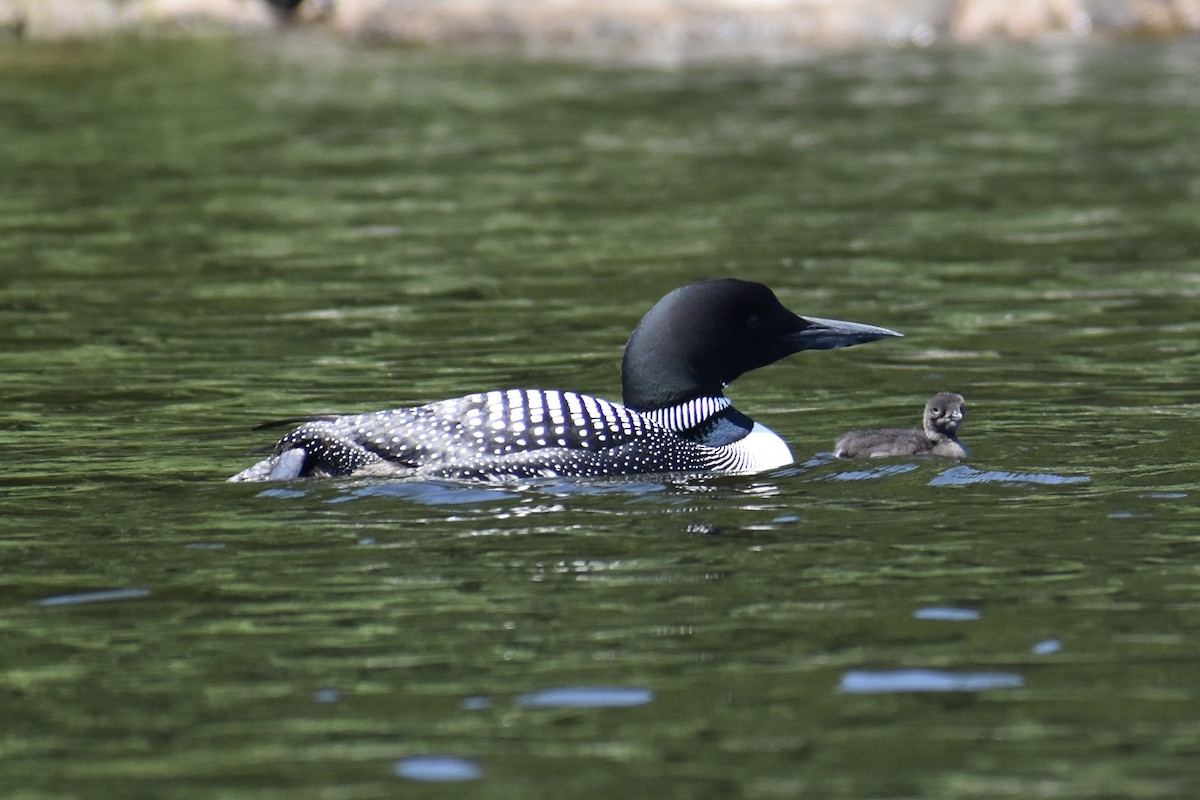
[734,422,794,472]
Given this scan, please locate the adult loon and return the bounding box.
[833,392,968,460]
[229,279,901,482]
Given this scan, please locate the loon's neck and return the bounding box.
[641,396,754,448]
[643,395,792,469]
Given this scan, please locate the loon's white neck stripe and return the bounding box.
[642,396,732,433]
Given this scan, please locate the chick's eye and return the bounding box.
[931,407,941,415]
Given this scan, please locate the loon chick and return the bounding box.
[229,278,901,482]
[833,392,968,460]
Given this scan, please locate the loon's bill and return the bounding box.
[793,316,903,350]
[229,278,901,483]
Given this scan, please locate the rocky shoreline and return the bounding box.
[4,0,1199,62]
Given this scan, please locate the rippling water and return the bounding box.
[2,34,1199,798]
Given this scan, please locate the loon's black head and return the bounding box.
[620,278,901,412]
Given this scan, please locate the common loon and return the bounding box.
[833,391,968,460]
[229,279,901,482]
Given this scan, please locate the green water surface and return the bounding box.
[2,34,1199,799]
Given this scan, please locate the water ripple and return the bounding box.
[824,463,920,482]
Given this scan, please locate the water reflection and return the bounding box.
[394,755,484,782]
[36,588,151,607]
[243,472,806,512]
[515,686,654,708]
[230,434,1096,502]
[1032,639,1063,655]
[839,669,1025,694]
[913,606,981,621]
[334,480,523,505]
[460,695,492,711]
